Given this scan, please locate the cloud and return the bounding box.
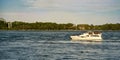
[23,0,54,8]
[22,0,120,12]
[0,0,119,24]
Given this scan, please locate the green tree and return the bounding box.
[0,18,7,29]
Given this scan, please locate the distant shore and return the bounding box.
[0,18,120,31]
[0,30,120,32]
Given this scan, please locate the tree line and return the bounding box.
[0,18,120,30]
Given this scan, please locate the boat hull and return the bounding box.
[70,36,102,42]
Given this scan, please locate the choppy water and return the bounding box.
[0,31,120,60]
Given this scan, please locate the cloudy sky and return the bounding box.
[0,0,120,25]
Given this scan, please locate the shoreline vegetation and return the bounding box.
[0,18,120,31]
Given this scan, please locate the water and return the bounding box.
[0,31,120,60]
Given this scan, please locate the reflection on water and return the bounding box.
[0,31,120,60]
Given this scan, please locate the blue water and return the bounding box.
[0,31,120,60]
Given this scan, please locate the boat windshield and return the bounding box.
[88,31,101,34]
[94,31,101,34]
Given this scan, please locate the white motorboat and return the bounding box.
[70,31,102,41]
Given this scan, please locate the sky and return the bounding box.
[0,0,120,25]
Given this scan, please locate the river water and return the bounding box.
[0,31,120,60]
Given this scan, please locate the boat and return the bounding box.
[70,31,102,41]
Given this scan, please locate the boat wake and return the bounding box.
[103,40,120,42]
[36,40,103,44]
[35,40,120,44]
